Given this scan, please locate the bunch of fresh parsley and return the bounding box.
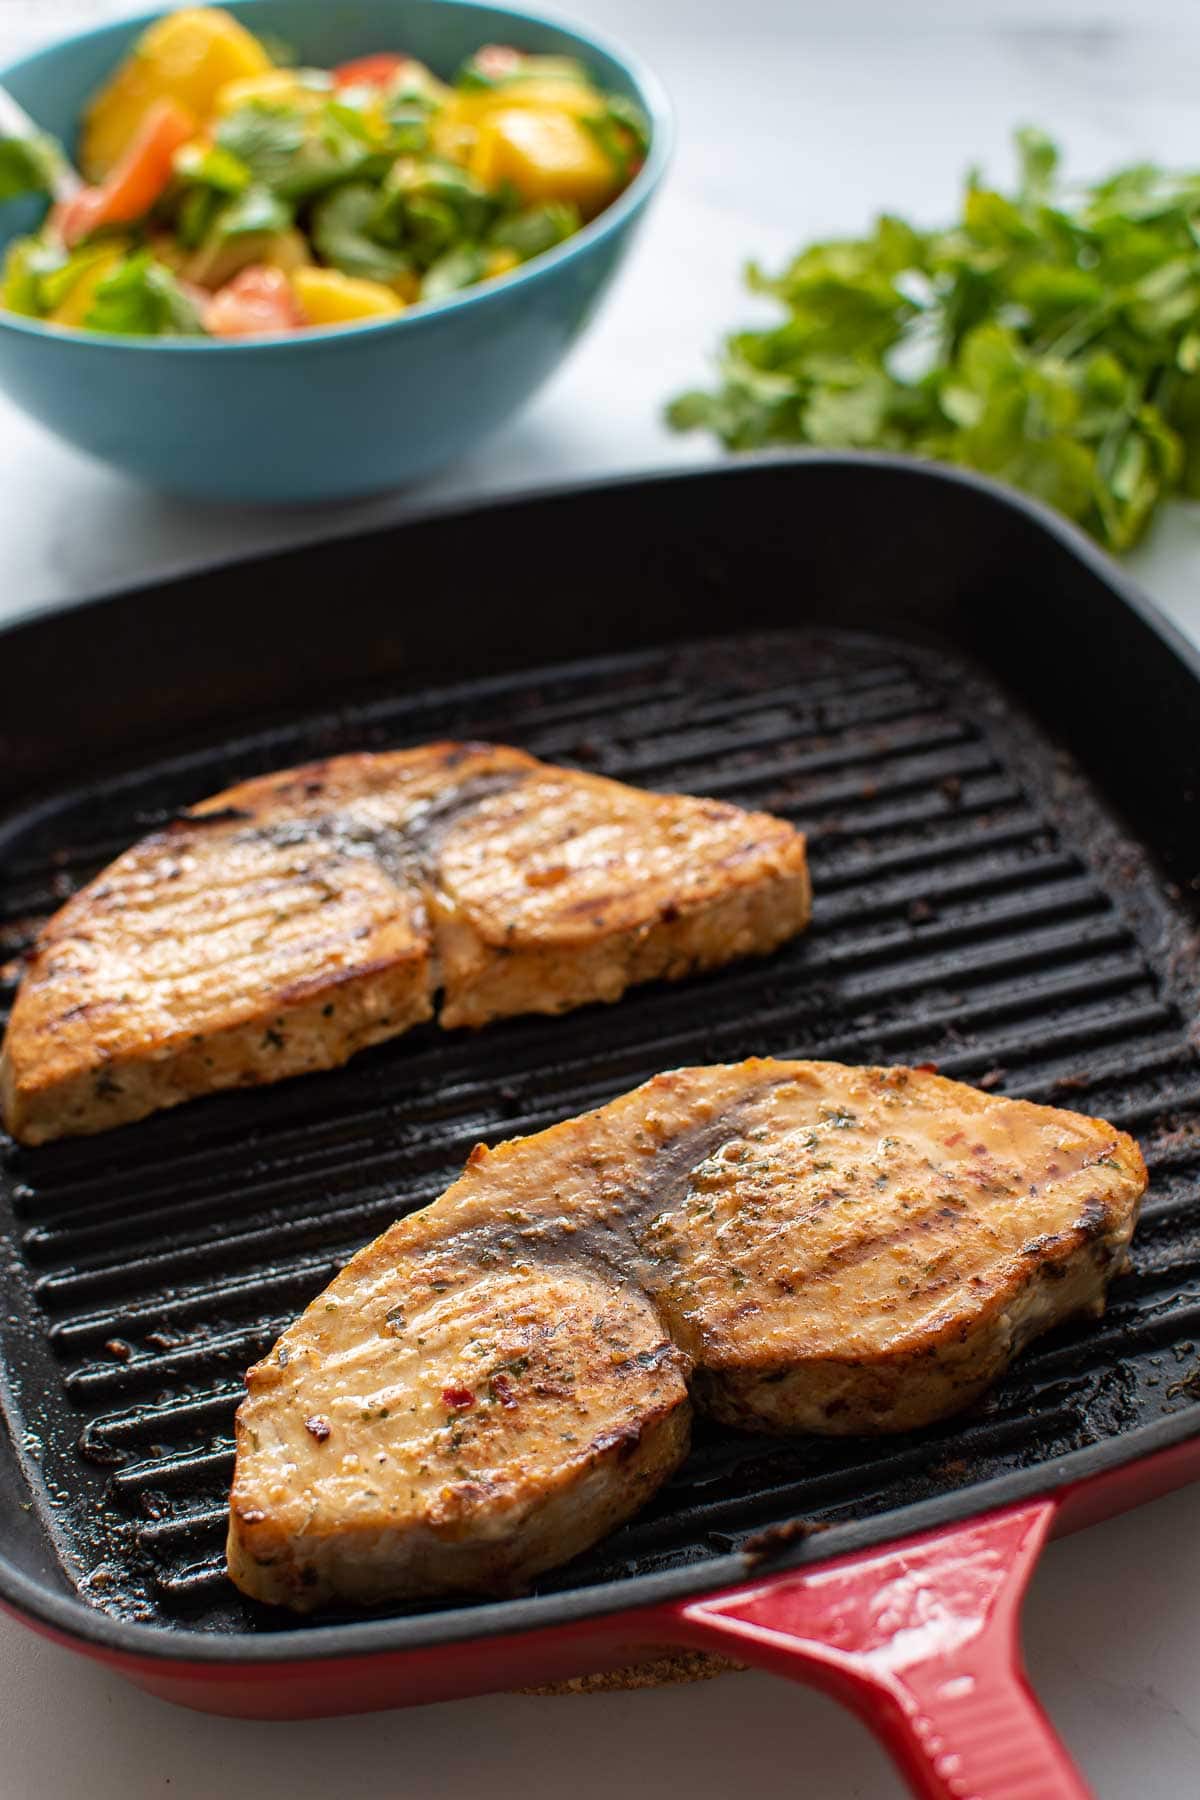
[668,129,1200,550]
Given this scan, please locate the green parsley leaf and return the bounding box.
[310,182,413,283]
[380,99,431,156]
[214,102,307,190]
[1015,126,1059,205]
[581,97,649,180]
[421,243,487,300]
[210,183,293,241]
[2,235,60,315]
[487,201,580,261]
[214,99,376,202]
[173,141,251,197]
[0,133,60,202]
[374,158,498,267]
[668,128,1200,550]
[83,251,205,336]
[169,144,278,252]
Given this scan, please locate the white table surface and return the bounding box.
[2,1,1200,1794]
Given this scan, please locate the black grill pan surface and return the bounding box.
[1,454,1199,1662]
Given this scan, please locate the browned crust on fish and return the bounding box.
[0,745,810,1144]
[227,1059,1145,1610]
[228,1260,692,1609]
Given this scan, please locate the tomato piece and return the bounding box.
[52,189,108,247]
[475,44,523,81]
[332,52,410,90]
[56,98,195,248]
[203,265,302,337]
[489,1373,518,1409]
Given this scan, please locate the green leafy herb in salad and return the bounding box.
[83,250,205,335]
[421,242,488,301]
[309,182,414,284]
[0,134,59,203]
[0,5,647,338]
[488,201,580,262]
[668,129,1200,551]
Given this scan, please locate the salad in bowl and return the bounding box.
[0,4,648,336]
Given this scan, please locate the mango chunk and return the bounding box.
[469,108,618,215]
[293,266,404,325]
[81,7,272,179]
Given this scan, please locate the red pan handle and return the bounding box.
[668,1496,1092,1800]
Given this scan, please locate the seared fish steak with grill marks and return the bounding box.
[227,1058,1145,1611]
[0,744,810,1144]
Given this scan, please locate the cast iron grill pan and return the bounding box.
[2,622,1199,1637]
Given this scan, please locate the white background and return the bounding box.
[1,1,1200,1794]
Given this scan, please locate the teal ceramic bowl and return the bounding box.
[0,0,670,500]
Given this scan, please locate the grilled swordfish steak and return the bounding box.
[228,1058,1145,1611]
[0,744,810,1144]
